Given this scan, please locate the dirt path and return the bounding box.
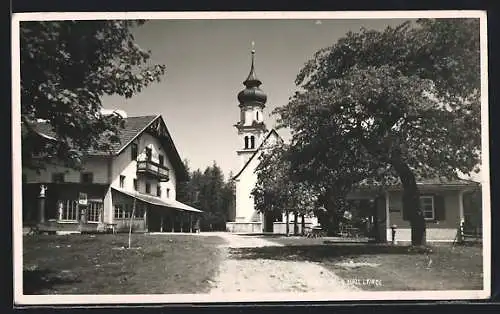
[209,233,359,293]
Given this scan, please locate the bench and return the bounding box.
[305,226,326,238]
[104,223,118,234]
[25,223,40,236]
[453,220,482,246]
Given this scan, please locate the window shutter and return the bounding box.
[434,194,445,221]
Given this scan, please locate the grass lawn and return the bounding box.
[23,233,227,295]
[230,236,483,291]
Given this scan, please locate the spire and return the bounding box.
[243,41,262,87]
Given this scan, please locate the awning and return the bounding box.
[111,187,203,213]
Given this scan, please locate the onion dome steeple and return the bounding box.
[238,43,267,105]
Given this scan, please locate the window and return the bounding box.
[87,201,102,222]
[166,188,170,199]
[145,147,152,161]
[145,182,151,194]
[244,136,249,149]
[134,205,144,218]
[120,175,125,188]
[133,179,138,191]
[114,205,123,219]
[52,172,65,183]
[256,111,259,121]
[250,136,255,149]
[59,200,78,221]
[131,143,138,160]
[157,185,162,197]
[159,154,164,166]
[122,206,129,219]
[420,196,435,220]
[81,172,93,184]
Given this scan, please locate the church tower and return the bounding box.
[235,43,268,168]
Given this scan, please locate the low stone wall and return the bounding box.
[226,222,263,233]
[387,228,459,242]
[226,222,314,234]
[273,222,313,235]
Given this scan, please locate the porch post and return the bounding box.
[458,190,465,221]
[171,211,175,232]
[160,214,164,233]
[189,213,193,233]
[58,201,63,221]
[38,184,47,223]
[180,212,184,233]
[385,191,391,242]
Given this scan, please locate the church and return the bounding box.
[224,46,480,242]
[225,46,318,234]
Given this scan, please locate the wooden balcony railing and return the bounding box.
[137,160,170,181]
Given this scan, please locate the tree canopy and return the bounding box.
[251,143,320,226]
[274,18,481,245]
[176,161,234,231]
[20,20,166,170]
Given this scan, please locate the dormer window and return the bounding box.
[52,173,65,183]
[81,172,93,184]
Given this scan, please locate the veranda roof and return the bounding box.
[112,187,203,213]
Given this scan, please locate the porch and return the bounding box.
[22,183,109,234]
[111,188,203,234]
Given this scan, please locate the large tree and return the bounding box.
[274,18,481,245]
[20,20,166,170]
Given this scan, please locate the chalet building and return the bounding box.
[22,113,202,234]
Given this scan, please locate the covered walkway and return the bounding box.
[111,188,203,233]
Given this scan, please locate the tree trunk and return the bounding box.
[392,158,426,246]
[301,214,305,236]
[285,209,290,236]
[293,211,298,235]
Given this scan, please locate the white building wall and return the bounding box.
[110,132,177,200]
[234,151,261,222]
[234,130,281,223]
[23,157,110,184]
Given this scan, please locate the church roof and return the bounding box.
[237,48,267,105]
[232,129,282,181]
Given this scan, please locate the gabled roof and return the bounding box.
[355,176,480,191]
[32,115,159,155]
[232,129,282,180]
[31,115,188,181]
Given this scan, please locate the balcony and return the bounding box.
[137,160,169,181]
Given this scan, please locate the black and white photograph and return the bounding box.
[12,11,490,305]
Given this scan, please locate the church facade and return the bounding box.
[226,48,317,234]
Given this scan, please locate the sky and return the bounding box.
[102,18,414,178]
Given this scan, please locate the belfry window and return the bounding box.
[250,136,255,149]
[244,136,249,149]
